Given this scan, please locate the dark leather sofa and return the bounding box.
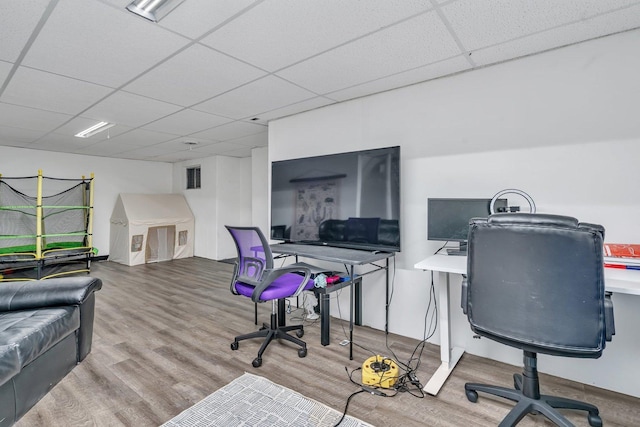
[318,217,400,249]
[0,276,102,426]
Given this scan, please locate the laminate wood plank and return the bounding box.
[16,257,640,427]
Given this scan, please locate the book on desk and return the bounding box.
[603,243,640,269]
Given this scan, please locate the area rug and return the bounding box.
[161,372,373,427]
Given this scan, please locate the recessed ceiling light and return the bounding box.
[74,122,115,138]
[126,0,186,22]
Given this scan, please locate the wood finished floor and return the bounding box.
[18,257,640,427]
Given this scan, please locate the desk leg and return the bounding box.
[349,265,354,360]
[423,271,464,396]
[354,276,362,326]
[320,293,330,346]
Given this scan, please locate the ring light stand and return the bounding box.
[490,189,536,215]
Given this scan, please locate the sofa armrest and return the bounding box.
[0,277,102,312]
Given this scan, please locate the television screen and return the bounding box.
[271,146,401,252]
[427,198,507,253]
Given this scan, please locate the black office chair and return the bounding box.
[461,213,615,427]
[226,226,312,368]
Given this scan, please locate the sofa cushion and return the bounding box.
[0,307,79,371]
[0,344,20,387]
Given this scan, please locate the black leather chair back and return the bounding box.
[464,213,610,358]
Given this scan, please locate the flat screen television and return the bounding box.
[271,146,401,252]
[427,198,507,255]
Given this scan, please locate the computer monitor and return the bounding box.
[427,198,507,255]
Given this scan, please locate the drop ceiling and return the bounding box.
[1,0,639,163]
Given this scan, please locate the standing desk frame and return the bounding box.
[271,243,394,359]
[414,253,640,396]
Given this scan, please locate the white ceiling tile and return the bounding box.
[142,109,233,135]
[159,0,259,39]
[191,121,266,141]
[193,75,317,119]
[328,56,472,102]
[117,142,185,158]
[0,61,12,83]
[277,11,460,94]
[88,128,177,148]
[1,67,114,115]
[249,96,336,123]
[0,124,47,144]
[226,131,268,147]
[82,92,182,127]
[31,132,97,152]
[0,102,72,132]
[442,0,640,51]
[470,4,640,67]
[191,141,246,155]
[202,0,434,71]
[0,0,50,62]
[22,0,189,87]
[123,44,266,106]
[151,150,209,163]
[218,146,253,158]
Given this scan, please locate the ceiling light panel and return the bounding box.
[74,121,115,138]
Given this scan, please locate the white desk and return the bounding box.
[414,253,640,396]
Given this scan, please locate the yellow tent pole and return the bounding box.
[87,173,94,250]
[36,169,43,259]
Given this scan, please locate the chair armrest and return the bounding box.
[0,277,102,312]
[461,274,468,315]
[604,292,615,341]
[251,266,311,303]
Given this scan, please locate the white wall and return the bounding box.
[0,146,172,256]
[173,154,251,260]
[251,146,269,235]
[268,29,640,397]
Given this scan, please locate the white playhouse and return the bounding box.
[109,193,195,266]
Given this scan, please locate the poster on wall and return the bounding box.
[292,180,338,241]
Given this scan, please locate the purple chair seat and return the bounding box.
[235,274,314,301]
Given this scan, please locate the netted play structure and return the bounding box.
[0,170,95,281]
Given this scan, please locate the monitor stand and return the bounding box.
[446,242,467,256]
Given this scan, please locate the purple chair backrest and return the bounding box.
[226,226,274,284]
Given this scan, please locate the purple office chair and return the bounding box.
[225,226,313,367]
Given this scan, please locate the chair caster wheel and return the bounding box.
[588,413,602,427]
[298,347,307,358]
[296,329,304,338]
[231,342,239,350]
[465,389,478,403]
[252,357,262,368]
